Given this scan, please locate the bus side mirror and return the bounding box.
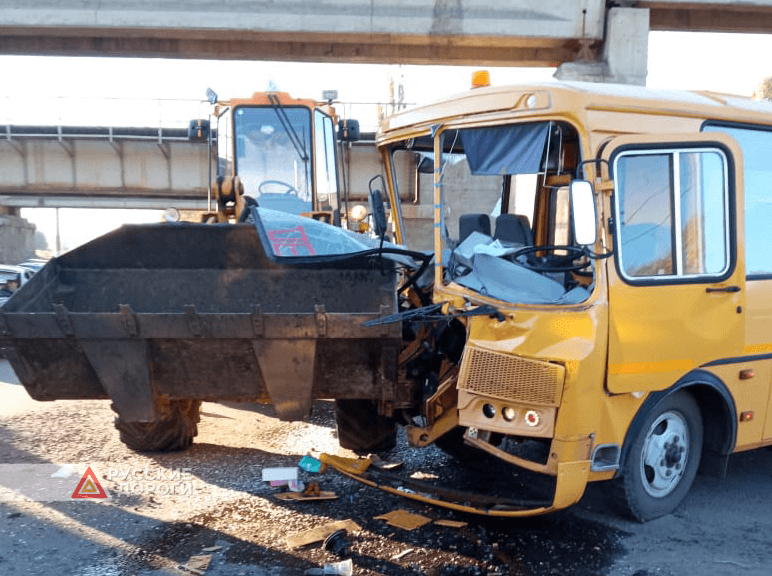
[570,180,597,247]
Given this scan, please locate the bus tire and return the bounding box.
[114,399,201,452]
[334,399,397,454]
[611,391,703,522]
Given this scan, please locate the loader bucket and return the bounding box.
[0,222,401,423]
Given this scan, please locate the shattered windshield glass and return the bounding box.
[233,106,312,215]
[248,207,428,278]
[389,121,594,305]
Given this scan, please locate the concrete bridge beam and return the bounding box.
[554,7,650,86]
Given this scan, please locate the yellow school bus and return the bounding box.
[374,78,772,521]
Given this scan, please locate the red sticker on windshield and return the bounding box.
[268,226,316,256]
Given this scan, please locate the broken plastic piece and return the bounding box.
[304,559,353,576]
[323,529,349,556]
[369,454,404,470]
[319,454,371,475]
[374,509,431,530]
[286,519,362,548]
[288,480,305,492]
[299,455,325,473]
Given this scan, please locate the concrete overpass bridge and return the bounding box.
[0,124,211,211]
[0,123,380,211]
[2,1,772,86]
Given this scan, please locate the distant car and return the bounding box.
[0,264,35,306]
[18,258,48,272]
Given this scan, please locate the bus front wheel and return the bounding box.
[611,391,703,522]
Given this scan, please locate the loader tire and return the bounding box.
[334,399,397,454]
[114,399,202,452]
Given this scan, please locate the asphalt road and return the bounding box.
[1,360,771,576]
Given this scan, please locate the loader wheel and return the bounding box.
[334,399,397,454]
[114,399,202,452]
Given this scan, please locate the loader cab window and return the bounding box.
[233,106,313,215]
[388,121,590,305]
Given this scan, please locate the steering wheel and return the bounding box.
[510,245,589,273]
[258,180,299,196]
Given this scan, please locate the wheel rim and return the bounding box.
[639,410,690,498]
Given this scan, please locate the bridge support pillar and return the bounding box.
[0,214,36,263]
[555,7,649,86]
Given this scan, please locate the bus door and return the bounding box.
[601,134,746,397]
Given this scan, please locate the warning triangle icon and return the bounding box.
[71,466,109,499]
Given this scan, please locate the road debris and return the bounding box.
[369,454,404,470]
[322,529,349,556]
[319,454,371,475]
[374,509,431,530]
[304,559,353,576]
[391,548,415,561]
[261,467,298,483]
[275,489,337,502]
[299,455,325,473]
[434,519,468,529]
[181,554,211,575]
[286,519,362,549]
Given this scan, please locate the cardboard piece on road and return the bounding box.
[286,519,362,549]
[374,509,431,530]
[274,490,338,502]
[434,519,468,529]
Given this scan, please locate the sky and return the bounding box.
[2,30,772,253]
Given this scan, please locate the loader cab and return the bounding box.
[213,92,345,226]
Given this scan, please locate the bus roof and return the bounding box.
[377,81,772,140]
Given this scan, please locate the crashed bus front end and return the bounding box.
[366,84,612,516]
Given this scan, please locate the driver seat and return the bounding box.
[494,214,533,246]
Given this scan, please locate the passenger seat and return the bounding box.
[459,213,491,242]
[494,214,533,246]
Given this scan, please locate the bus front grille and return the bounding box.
[457,344,564,406]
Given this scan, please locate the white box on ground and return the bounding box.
[261,467,298,482]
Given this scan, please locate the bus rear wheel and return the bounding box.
[611,391,703,521]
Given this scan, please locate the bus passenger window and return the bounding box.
[615,148,730,281]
